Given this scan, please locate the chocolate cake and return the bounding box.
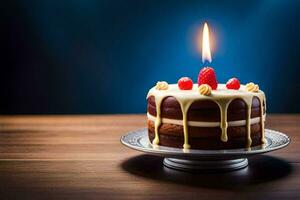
[146,83,266,150]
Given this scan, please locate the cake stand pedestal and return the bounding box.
[163,158,248,172]
[121,128,289,172]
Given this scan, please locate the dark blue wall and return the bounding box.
[2,0,300,114]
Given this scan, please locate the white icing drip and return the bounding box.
[147,113,266,127]
[176,98,193,149]
[152,94,164,145]
[147,84,266,149]
[242,96,253,147]
[215,100,232,142]
[260,97,267,143]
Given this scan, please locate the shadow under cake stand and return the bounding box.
[121,128,290,172]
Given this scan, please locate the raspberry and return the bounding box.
[178,77,193,90]
[226,78,240,90]
[197,67,218,90]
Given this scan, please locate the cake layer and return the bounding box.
[148,96,265,122]
[147,120,261,138]
[148,130,262,149]
[147,120,262,149]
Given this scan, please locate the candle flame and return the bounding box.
[202,23,212,63]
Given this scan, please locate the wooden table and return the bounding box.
[0,115,299,200]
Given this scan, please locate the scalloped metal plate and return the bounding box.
[121,128,290,160]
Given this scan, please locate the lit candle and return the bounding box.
[202,22,212,64]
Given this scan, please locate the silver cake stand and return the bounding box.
[120,128,290,172]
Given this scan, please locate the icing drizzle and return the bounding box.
[147,84,266,149]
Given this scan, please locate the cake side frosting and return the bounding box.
[147,112,266,127]
[147,83,266,149]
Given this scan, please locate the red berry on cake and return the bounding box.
[178,77,193,90]
[226,78,240,90]
[197,67,218,90]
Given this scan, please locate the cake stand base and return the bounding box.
[163,158,248,172]
[121,128,290,172]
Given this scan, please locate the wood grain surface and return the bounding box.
[0,114,299,200]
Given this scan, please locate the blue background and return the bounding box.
[2,0,300,114]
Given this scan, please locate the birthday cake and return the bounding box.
[147,67,266,150]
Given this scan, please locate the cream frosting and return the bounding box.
[198,84,212,95]
[147,113,266,127]
[246,82,259,92]
[155,81,169,90]
[147,83,266,149]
